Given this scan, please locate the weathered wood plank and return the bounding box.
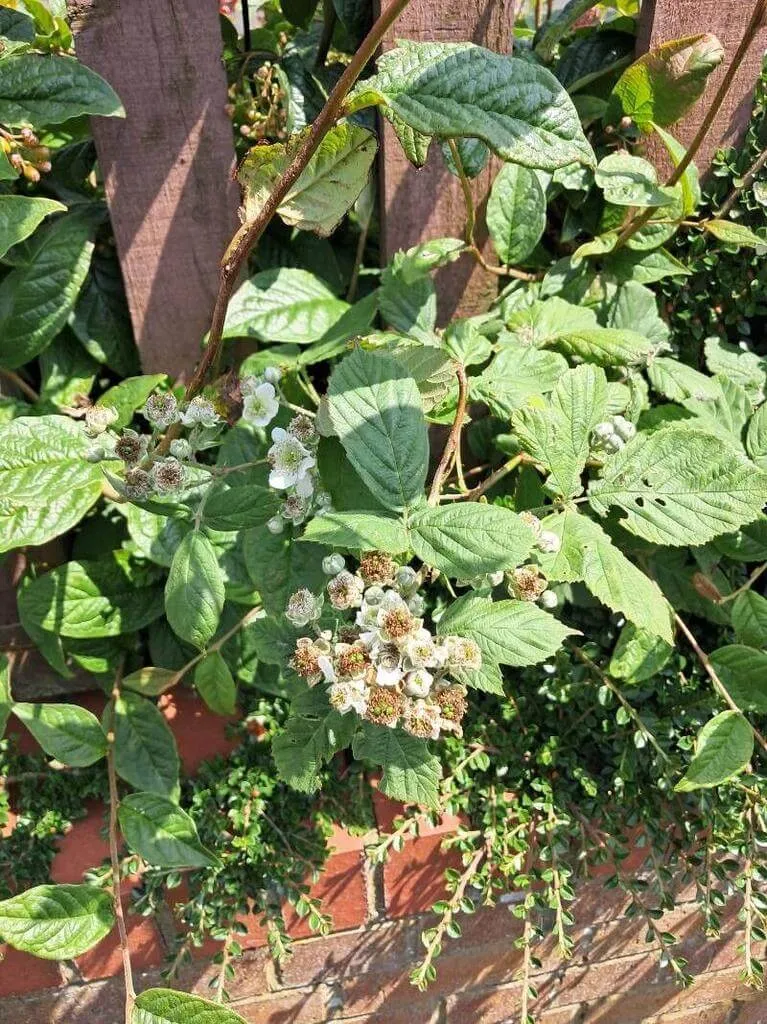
[377,0,515,322]
[67,0,240,381]
[637,0,767,178]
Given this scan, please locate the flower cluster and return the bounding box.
[287,555,475,741]
[82,390,225,500]
[238,368,331,532]
[591,414,636,456]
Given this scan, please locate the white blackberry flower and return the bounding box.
[287,413,316,444]
[280,494,308,524]
[327,570,365,610]
[403,668,434,698]
[267,427,315,490]
[242,381,279,428]
[328,678,367,715]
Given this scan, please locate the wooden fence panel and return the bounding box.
[67,0,240,381]
[378,0,515,322]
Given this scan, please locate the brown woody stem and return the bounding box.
[428,364,469,504]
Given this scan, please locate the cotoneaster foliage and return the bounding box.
[1,1,767,1020]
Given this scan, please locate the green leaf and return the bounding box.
[19,555,164,639]
[281,0,318,28]
[709,645,767,713]
[223,268,350,345]
[487,164,546,265]
[714,517,767,562]
[410,503,534,577]
[12,703,106,767]
[379,267,436,342]
[512,364,608,498]
[390,237,466,285]
[537,511,674,642]
[503,296,597,348]
[0,655,10,738]
[0,415,105,553]
[703,219,765,248]
[652,125,701,215]
[0,53,124,126]
[746,404,767,468]
[609,34,724,132]
[0,884,114,960]
[239,122,377,237]
[122,666,180,697]
[165,533,225,650]
[608,623,673,683]
[244,529,328,616]
[300,510,410,553]
[39,332,98,409]
[347,42,595,170]
[604,247,690,285]
[0,8,35,42]
[704,337,766,403]
[675,711,753,792]
[550,326,656,367]
[647,357,720,403]
[352,722,441,808]
[441,136,489,178]
[438,593,575,666]
[133,989,248,1024]
[71,248,139,378]
[595,152,677,207]
[273,701,357,793]
[588,425,767,546]
[451,659,505,695]
[118,792,217,869]
[97,374,167,430]
[0,195,65,260]
[193,651,237,716]
[473,346,568,418]
[0,209,97,368]
[731,592,767,649]
[202,473,280,532]
[112,692,180,801]
[327,348,429,512]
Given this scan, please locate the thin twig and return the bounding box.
[615,0,767,250]
[172,606,263,685]
[316,0,338,68]
[428,365,469,505]
[441,454,525,501]
[0,367,39,403]
[106,664,136,1021]
[717,562,767,604]
[214,933,233,1004]
[674,613,767,756]
[716,146,767,217]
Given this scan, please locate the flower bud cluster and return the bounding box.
[0,127,51,182]
[591,415,636,456]
[287,554,474,742]
[240,369,331,534]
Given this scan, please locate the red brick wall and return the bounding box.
[1,699,765,1024]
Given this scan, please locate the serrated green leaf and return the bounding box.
[487,163,546,265]
[300,510,410,553]
[119,792,217,869]
[379,265,436,342]
[352,722,441,808]
[438,593,575,666]
[239,123,377,237]
[550,326,656,367]
[537,510,674,642]
[165,533,225,650]
[604,246,690,285]
[474,346,568,418]
[714,517,767,562]
[682,375,752,444]
[223,268,350,345]
[603,281,669,346]
[731,592,767,649]
[194,651,237,716]
[512,364,608,498]
[441,136,489,179]
[112,692,180,801]
[503,297,598,347]
[709,645,767,713]
[70,248,139,378]
[0,209,97,368]
[327,348,429,512]
[647,357,720,403]
[347,42,594,170]
[0,884,114,960]
[390,238,466,285]
[201,474,280,532]
[122,666,180,697]
[273,702,356,793]
[704,218,765,248]
[0,195,65,259]
[18,554,164,639]
[609,34,724,132]
[12,702,106,767]
[0,53,124,126]
[746,404,767,468]
[608,623,673,683]
[0,415,105,553]
[244,528,328,616]
[675,711,753,792]
[410,503,534,577]
[133,988,248,1024]
[595,152,677,207]
[0,8,35,42]
[588,425,767,546]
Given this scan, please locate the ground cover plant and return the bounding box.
[1,0,767,1021]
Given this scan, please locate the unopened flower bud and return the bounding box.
[143,392,179,428]
[395,565,418,593]
[540,589,559,610]
[264,366,282,385]
[612,415,636,443]
[323,553,346,575]
[266,515,284,535]
[169,438,192,460]
[538,530,561,554]
[22,163,40,183]
[407,593,425,617]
